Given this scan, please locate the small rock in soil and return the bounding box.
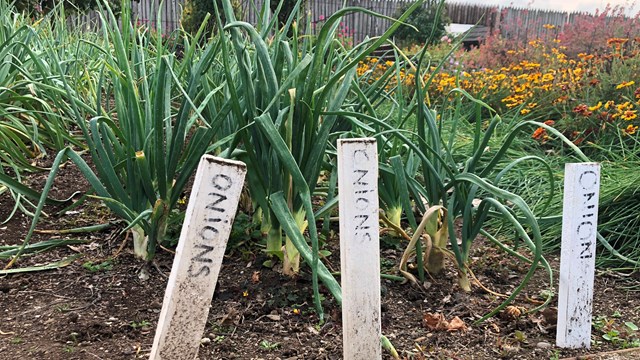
[536,341,552,349]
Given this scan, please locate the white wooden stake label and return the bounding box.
[556,162,600,349]
[150,155,246,360]
[337,138,381,360]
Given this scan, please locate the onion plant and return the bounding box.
[216,0,426,318]
[337,4,567,317]
[0,1,86,220]
[8,1,237,265]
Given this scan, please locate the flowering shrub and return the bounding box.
[452,34,640,147]
[356,34,640,151]
[560,4,640,58]
[312,15,354,49]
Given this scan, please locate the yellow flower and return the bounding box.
[588,102,602,111]
[616,81,635,89]
[542,73,554,82]
[493,74,507,81]
[520,108,531,115]
[573,67,584,78]
[617,102,633,112]
[621,110,637,121]
[543,24,556,30]
[625,124,638,134]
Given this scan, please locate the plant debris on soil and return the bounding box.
[1,164,639,360]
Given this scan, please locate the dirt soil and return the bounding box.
[1,162,639,360]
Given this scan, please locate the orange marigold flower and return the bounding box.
[573,104,592,116]
[607,38,629,45]
[625,124,638,134]
[617,81,635,89]
[532,127,546,139]
[578,53,594,61]
[544,120,556,126]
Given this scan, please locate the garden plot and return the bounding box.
[1,0,640,359]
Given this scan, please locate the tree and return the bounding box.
[394,1,449,46]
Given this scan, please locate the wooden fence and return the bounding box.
[73,0,596,44]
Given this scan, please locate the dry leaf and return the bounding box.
[423,312,448,331]
[448,316,467,332]
[251,271,260,284]
[219,307,239,325]
[423,313,467,332]
[501,305,522,321]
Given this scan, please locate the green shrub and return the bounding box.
[181,0,242,37]
[393,0,449,47]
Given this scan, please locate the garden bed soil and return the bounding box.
[1,163,639,360]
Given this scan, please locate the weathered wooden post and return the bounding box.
[150,155,246,360]
[337,138,382,360]
[556,163,600,349]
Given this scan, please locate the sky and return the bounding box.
[461,0,640,14]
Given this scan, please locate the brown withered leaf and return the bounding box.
[423,312,468,332]
[251,271,261,284]
[501,305,523,321]
[448,316,467,332]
